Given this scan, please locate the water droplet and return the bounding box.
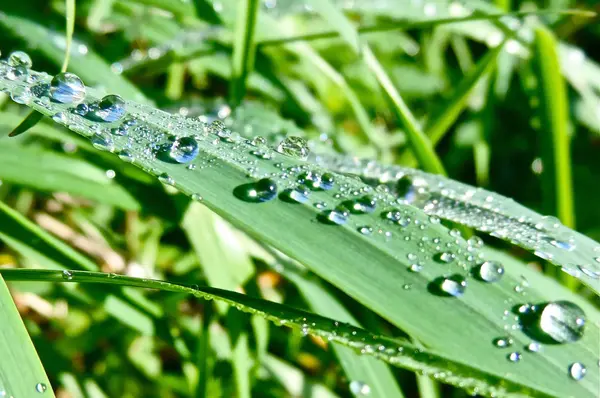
[49,72,86,104]
[493,337,513,348]
[62,270,73,281]
[432,274,467,297]
[409,264,423,272]
[35,383,47,393]
[191,193,203,201]
[94,94,126,122]
[345,196,377,214]
[298,171,334,191]
[318,209,348,225]
[234,178,278,203]
[6,65,28,81]
[521,301,585,344]
[10,85,32,104]
[207,120,230,138]
[477,261,504,283]
[507,352,522,362]
[467,236,484,248]
[435,252,455,264]
[358,226,373,235]
[569,362,586,381]
[349,381,370,395]
[276,136,309,160]
[159,136,199,164]
[280,186,310,204]
[90,133,114,152]
[74,103,89,116]
[429,215,440,224]
[250,136,267,147]
[158,173,174,185]
[118,150,134,163]
[526,342,541,352]
[9,51,32,68]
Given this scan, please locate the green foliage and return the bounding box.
[0,1,598,397]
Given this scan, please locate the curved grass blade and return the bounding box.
[531,26,575,229]
[0,276,54,398]
[8,110,44,138]
[0,268,565,398]
[1,67,598,397]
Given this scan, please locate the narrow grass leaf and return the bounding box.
[230,0,260,106]
[0,276,54,398]
[62,0,76,72]
[8,110,44,138]
[532,26,575,229]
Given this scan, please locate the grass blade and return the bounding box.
[230,0,260,107]
[0,276,54,398]
[0,267,573,398]
[61,0,76,72]
[362,46,446,175]
[532,26,575,229]
[304,0,360,53]
[8,110,44,138]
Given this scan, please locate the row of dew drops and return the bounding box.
[0,51,594,394]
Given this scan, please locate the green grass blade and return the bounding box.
[362,46,446,175]
[0,140,140,210]
[304,0,360,53]
[61,0,76,72]
[0,276,54,398]
[2,67,599,396]
[0,267,574,398]
[532,26,575,229]
[230,0,260,107]
[8,110,44,137]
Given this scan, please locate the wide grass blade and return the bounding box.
[1,67,598,397]
[0,276,54,398]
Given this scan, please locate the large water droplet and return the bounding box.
[521,301,585,344]
[349,380,371,396]
[8,51,32,68]
[50,72,86,104]
[477,261,504,283]
[276,136,309,160]
[10,86,32,104]
[94,94,126,122]
[158,136,199,164]
[234,178,278,203]
[568,362,586,381]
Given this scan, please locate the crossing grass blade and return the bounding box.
[230,0,260,107]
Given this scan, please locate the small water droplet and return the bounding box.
[358,226,373,235]
[35,383,47,393]
[158,173,175,186]
[526,342,541,352]
[50,72,86,104]
[191,193,203,201]
[493,337,513,348]
[318,209,348,225]
[298,171,334,191]
[349,380,371,396]
[345,196,377,214]
[478,261,504,283]
[74,103,89,116]
[234,178,278,203]
[569,362,586,380]
[250,136,267,147]
[280,186,310,204]
[62,270,73,280]
[207,120,230,138]
[118,150,134,163]
[435,252,455,264]
[507,352,522,362]
[409,264,423,273]
[93,94,126,122]
[6,64,28,81]
[276,136,310,160]
[10,85,32,104]
[90,133,114,152]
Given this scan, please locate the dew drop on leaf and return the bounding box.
[318,209,349,225]
[10,85,32,104]
[493,337,513,348]
[521,301,585,344]
[434,252,455,264]
[62,270,73,280]
[234,178,278,203]
[477,261,504,283]
[280,186,310,204]
[94,94,126,122]
[568,362,586,381]
[349,380,371,396]
[276,136,310,160]
[526,342,541,352]
[158,173,175,186]
[507,352,522,362]
[160,136,199,164]
[50,72,86,104]
[432,274,467,297]
[8,51,32,68]
[35,383,47,393]
[90,133,114,152]
[345,196,377,214]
